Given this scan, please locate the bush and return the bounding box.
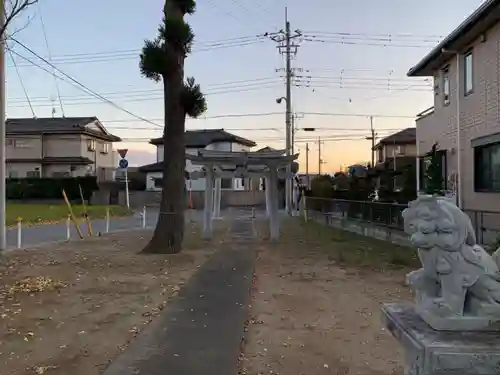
[6,177,98,201]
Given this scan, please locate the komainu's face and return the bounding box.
[403,198,462,252]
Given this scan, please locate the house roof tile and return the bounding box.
[6,117,121,141]
[408,0,500,76]
[374,128,416,149]
[150,129,256,148]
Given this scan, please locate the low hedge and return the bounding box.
[6,177,98,200]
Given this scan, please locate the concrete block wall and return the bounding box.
[116,190,266,209]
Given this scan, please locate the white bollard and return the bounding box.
[16,218,22,249]
[105,207,110,233]
[142,206,147,228]
[66,215,71,241]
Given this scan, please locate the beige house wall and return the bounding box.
[6,133,118,180]
[415,20,500,211]
[6,162,41,178]
[6,135,42,160]
[378,143,417,162]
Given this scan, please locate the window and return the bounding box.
[154,178,163,188]
[8,170,18,178]
[393,145,405,156]
[7,139,32,148]
[418,150,447,192]
[101,143,110,154]
[87,139,96,151]
[221,178,232,189]
[27,170,41,178]
[442,66,450,105]
[474,143,500,192]
[464,50,473,95]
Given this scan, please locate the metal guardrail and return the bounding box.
[304,197,500,247]
[305,197,407,230]
[464,210,500,246]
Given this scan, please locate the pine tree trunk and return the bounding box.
[142,1,186,254]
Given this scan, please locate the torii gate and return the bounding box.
[186,149,299,240]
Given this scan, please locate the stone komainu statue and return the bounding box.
[403,195,500,330]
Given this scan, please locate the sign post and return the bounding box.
[118,149,129,209]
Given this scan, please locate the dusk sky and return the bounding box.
[5,0,486,171]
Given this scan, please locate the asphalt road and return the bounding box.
[6,209,161,249]
[6,208,275,249]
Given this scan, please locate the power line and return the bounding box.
[5,35,268,68]
[7,41,156,128]
[301,35,435,49]
[293,74,430,84]
[301,30,444,40]
[38,2,65,117]
[6,76,283,104]
[6,83,284,108]
[6,77,282,102]
[7,46,35,117]
[91,112,416,131]
[293,82,431,92]
[102,111,416,121]
[226,0,271,25]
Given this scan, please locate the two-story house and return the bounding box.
[373,128,417,164]
[371,128,417,191]
[139,129,257,191]
[6,117,121,181]
[408,0,500,210]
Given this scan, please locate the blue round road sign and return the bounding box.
[119,159,128,169]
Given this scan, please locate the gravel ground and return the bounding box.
[239,219,414,375]
[0,223,227,375]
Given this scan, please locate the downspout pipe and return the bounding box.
[456,52,462,209]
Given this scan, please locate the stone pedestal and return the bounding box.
[381,303,500,375]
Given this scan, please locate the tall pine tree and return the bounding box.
[140,1,207,254]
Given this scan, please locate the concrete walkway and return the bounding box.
[103,218,256,375]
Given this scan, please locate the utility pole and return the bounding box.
[284,9,293,215]
[267,8,301,215]
[318,136,322,175]
[0,1,6,251]
[305,142,309,188]
[370,116,375,167]
[393,139,397,191]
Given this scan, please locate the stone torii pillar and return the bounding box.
[203,166,214,239]
[268,166,280,240]
[264,174,271,217]
[213,176,222,219]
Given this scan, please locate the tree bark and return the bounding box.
[142,1,186,254]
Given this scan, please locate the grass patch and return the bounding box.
[6,204,132,226]
[260,218,419,269]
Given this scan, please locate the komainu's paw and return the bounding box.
[429,298,456,317]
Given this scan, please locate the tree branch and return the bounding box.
[0,0,38,39]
